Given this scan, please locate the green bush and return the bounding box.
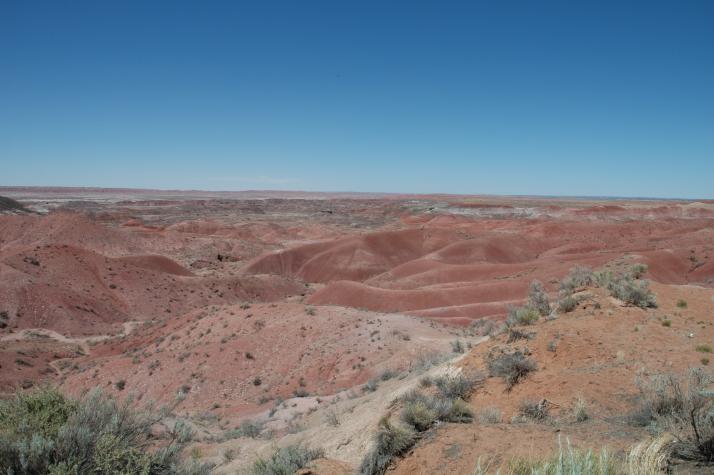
[507,306,541,326]
[0,387,205,475]
[248,444,324,475]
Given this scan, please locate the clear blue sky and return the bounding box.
[2,1,713,198]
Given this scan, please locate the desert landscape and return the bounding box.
[1,187,713,474]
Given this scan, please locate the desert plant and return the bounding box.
[358,418,416,475]
[527,280,551,316]
[507,306,541,327]
[433,373,480,400]
[557,295,579,313]
[633,369,714,462]
[0,387,204,475]
[608,277,657,308]
[379,369,398,381]
[363,378,379,393]
[400,400,437,431]
[559,265,594,294]
[519,399,550,421]
[487,351,537,389]
[676,299,688,309]
[450,339,465,353]
[574,396,589,422]
[629,263,648,279]
[627,434,675,475]
[505,437,621,475]
[248,444,324,475]
[478,407,502,424]
[236,419,265,438]
[507,328,534,342]
[696,345,712,353]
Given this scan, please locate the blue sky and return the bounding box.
[2,1,713,198]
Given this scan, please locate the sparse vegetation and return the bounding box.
[528,280,551,316]
[677,299,688,309]
[519,399,550,421]
[433,373,480,400]
[557,294,579,313]
[506,306,541,327]
[0,387,205,474]
[248,444,324,475]
[363,378,379,393]
[477,407,502,424]
[608,276,657,308]
[500,438,621,475]
[696,344,712,353]
[487,350,537,389]
[631,369,714,462]
[359,418,416,475]
[558,265,594,294]
[574,396,589,422]
[450,339,465,353]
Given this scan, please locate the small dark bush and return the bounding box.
[450,339,465,354]
[362,379,379,393]
[487,351,537,389]
[507,328,534,343]
[519,399,550,421]
[237,419,265,438]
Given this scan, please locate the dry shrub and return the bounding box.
[633,369,714,462]
[487,350,537,389]
[627,434,675,475]
[358,418,416,475]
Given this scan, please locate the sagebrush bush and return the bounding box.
[528,280,551,316]
[487,351,537,389]
[608,277,657,308]
[0,387,205,475]
[358,418,416,475]
[400,401,437,431]
[559,265,594,294]
[507,306,541,326]
[519,399,550,421]
[633,369,714,462]
[248,444,324,475]
[450,339,465,353]
[557,295,579,313]
[433,373,480,400]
